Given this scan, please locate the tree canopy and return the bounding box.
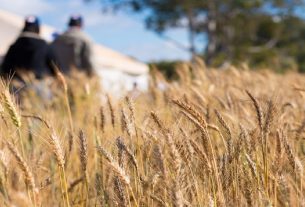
[92,0,305,71]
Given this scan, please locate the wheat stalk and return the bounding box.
[107,94,115,128]
[2,90,21,128]
[114,177,128,207]
[54,66,74,134]
[79,130,88,176]
[6,141,37,206]
[97,146,130,185]
[172,99,225,204]
[49,132,70,207]
[100,105,105,133]
[78,130,89,206]
[125,96,138,137]
[151,112,182,174]
[50,133,65,168]
[116,137,139,176]
[246,90,264,131]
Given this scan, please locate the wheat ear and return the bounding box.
[6,141,37,206]
[49,132,70,207]
[79,130,89,205]
[97,146,130,185]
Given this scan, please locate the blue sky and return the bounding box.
[0,0,193,62]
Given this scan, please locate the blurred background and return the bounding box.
[1,0,305,74]
[0,0,190,62]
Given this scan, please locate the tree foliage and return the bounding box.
[94,0,305,71]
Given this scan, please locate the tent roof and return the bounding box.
[0,9,149,75]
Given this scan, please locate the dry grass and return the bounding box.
[0,63,304,206]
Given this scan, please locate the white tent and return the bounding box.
[0,9,149,93]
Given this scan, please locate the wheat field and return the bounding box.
[0,60,304,206]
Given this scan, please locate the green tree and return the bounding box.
[92,0,305,71]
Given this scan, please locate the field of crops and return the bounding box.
[0,60,304,206]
